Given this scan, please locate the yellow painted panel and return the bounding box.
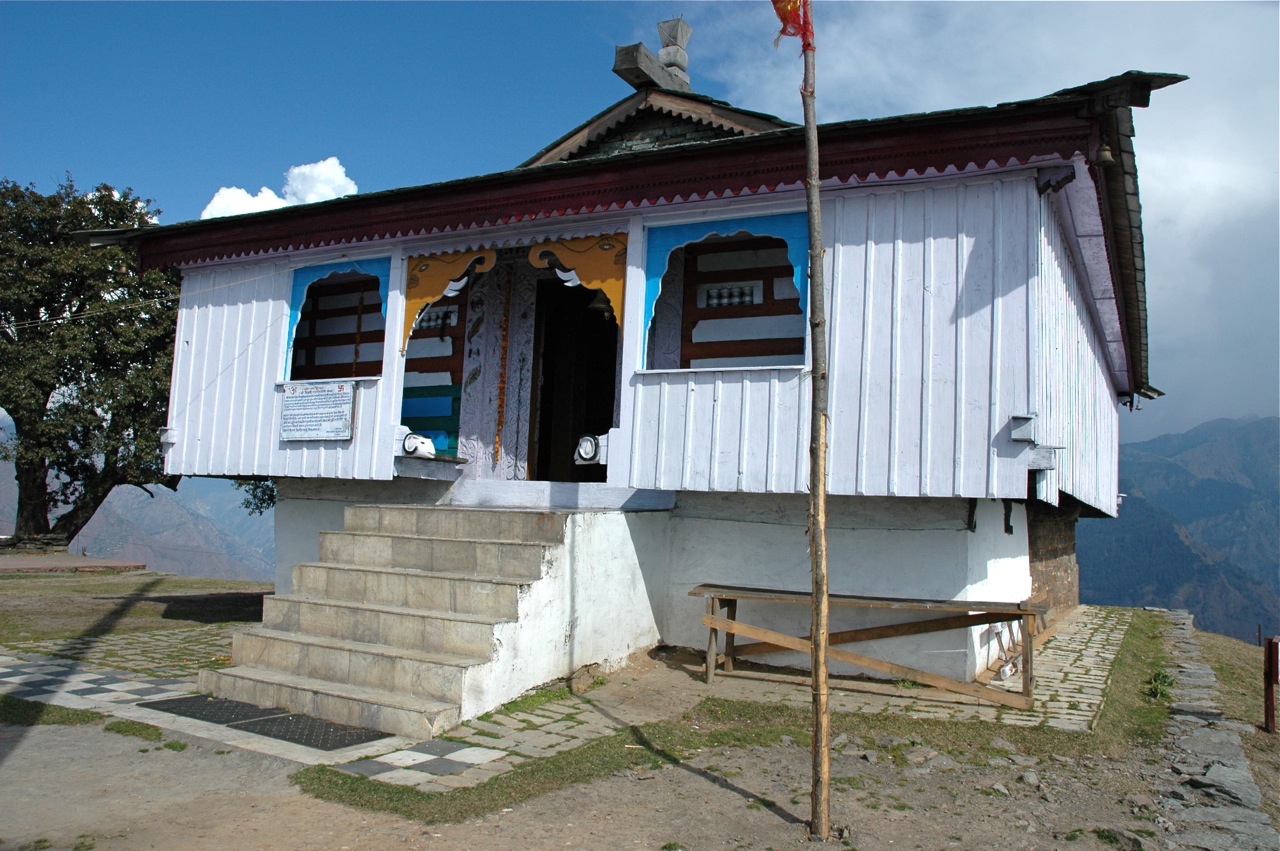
[527,233,627,325]
[402,249,495,353]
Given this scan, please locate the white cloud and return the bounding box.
[200,157,358,219]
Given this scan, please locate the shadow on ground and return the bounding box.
[92,591,269,624]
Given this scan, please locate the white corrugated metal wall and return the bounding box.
[630,176,1040,498]
[164,256,403,481]
[826,177,1035,499]
[1033,195,1121,515]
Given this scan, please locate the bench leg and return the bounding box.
[1022,613,1035,698]
[723,599,738,673]
[706,597,718,684]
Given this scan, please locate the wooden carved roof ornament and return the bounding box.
[402,249,496,353]
[526,233,628,326]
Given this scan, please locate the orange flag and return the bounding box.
[771,0,813,46]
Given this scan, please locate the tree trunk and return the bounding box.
[13,455,52,538]
[48,467,123,543]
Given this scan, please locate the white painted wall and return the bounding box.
[456,511,666,719]
[270,484,1028,713]
[648,494,1029,682]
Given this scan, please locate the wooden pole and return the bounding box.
[799,0,831,840]
[1265,636,1278,735]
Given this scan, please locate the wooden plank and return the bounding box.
[732,611,1017,658]
[306,302,383,321]
[405,353,463,375]
[683,337,804,366]
[688,583,1046,616]
[289,360,382,381]
[685,264,797,286]
[826,643,1033,711]
[702,615,1032,710]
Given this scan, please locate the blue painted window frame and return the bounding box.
[284,257,392,381]
[642,213,809,369]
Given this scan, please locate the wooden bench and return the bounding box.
[689,583,1047,711]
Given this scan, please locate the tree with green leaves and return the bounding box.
[0,177,181,544]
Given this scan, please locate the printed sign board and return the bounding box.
[280,381,355,441]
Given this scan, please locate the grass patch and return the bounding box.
[0,573,271,645]
[496,685,572,717]
[103,719,163,741]
[1092,609,1170,750]
[163,740,188,752]
[1142,669,1176,701]
[0,694,105,726]
[1198,629,1280,823]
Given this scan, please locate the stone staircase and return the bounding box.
[200,504,567,739]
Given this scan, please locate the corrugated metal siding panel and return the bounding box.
[826,178,1032,499]
[628,367,809,492]
[1034,196,1120,515]
[164,260,395,481]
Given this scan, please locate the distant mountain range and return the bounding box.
[1078,416,1280,642]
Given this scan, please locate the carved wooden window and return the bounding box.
[678,235,804,369]
[289,272,384,381]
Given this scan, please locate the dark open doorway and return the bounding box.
[528,281,618,482]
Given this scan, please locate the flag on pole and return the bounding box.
[770,0,813,47]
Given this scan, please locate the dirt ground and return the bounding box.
[1,714,1162,850]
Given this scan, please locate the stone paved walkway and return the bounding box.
[1,605,1135,791]
[1153,609,1277,851]
[5,623,238,680]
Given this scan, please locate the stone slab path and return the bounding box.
[1150,609,1277,851]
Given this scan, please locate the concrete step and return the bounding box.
[199,666,459,740]
[233,627,484,703]
[292,562,523,619]
[343,505,567,544]
[263,594,503,657]
[317,531,548,580]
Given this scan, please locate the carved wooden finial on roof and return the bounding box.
[614,19,693,93]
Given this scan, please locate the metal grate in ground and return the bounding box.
[140,694,391,750]
[138,694,284,726]
[228,713,390,750]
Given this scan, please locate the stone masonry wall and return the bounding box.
[1026,499,1080,625]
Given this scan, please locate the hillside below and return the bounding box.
[1078,416,1279,642]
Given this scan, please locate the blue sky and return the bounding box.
[2,1,1277,442]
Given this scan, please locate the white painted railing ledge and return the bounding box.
[634,365,808,376]
[273,377,381,388]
